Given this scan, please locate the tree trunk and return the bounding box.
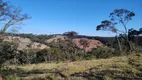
[120,20,132,51]
[116,33,122,51]
[1,20,13,33]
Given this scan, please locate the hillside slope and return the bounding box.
[1,34,104,52]
[1,35,49,50]
[45,35,104,52]
[9,54,142,80]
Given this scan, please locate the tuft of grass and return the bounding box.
[8,54,142,80]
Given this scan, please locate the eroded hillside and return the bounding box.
[0,34,104,52]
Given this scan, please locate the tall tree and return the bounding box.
[110,9,135,43]
[0,0,31,33]
[96,9,135,51]
[96,20,122,51]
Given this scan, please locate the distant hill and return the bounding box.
[1,33,142,52]
[0,33,106,52]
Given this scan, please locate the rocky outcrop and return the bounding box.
[30,42,50,49]
[3,36,49,50]
[45,35,68,43]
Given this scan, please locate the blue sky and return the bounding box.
[4,0,142,36]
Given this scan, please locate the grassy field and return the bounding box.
[9,53,142,80]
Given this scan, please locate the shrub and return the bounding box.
[0,41,18,65]
[17,50,37,64]
[89,46,114,59]
[36,48,64,63]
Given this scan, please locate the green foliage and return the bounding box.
[96,9,136,52]
[18,50,37,64]
[36,47,86,63]
[49,40,84,61]
[89,47,114,59]
[0,41,18,65]
[0,38,141,65]
[36,48,63,63]
[63,31,78,38]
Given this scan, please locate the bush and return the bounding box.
[0,41,18,65]
[17,50,37,64]
[89,47,114,59]
[36,48,64,63]
[36,48,87,63]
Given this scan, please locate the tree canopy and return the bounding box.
[96,9,136,51]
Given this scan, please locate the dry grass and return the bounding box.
[11,63,65,71]
[9,54,142,80]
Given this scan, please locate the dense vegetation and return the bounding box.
[1,33,142,65]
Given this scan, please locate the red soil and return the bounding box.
[72,38,104,52]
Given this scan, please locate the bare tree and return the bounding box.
[1,8,31,33]
[0,0,9,22]
[0,0,31,33]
